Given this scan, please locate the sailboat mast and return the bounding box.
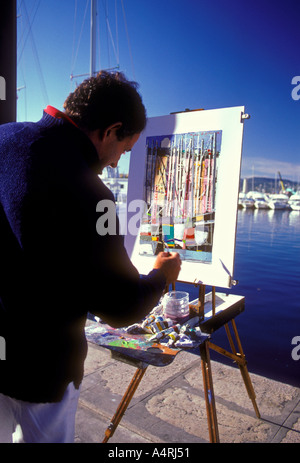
[90,0,97,77]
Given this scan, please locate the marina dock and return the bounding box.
[75,338,300,444]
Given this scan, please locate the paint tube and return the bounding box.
[166,330,180,344]
[142,315,175,334]
[150,316,174,333]
[149,324,181,342]
[141,314,156,332]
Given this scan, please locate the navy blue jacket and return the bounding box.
[0,110,165,402]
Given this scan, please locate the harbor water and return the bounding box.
[178,208,300,388]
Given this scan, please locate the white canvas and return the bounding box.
[125,106,246,288]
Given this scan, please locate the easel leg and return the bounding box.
[200,340,220,443]
[209,320,260,419]
[102,366,148,443]
[225,320,260,418]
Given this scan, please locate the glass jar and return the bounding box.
[162,291,190,323]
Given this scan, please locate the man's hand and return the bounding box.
[153,252,181,285]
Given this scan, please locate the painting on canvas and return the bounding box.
[141,130,222,263]
[125,106,246,288]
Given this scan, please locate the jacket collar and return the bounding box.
[43,106,102,173]
[44,105,79,128]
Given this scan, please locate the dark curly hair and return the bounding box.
[63,71,147,140]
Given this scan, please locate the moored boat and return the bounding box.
[254,198,270,209]
[238,192,255,209]
[267,194,289,210]
[288,193,300,211]
[246,191,269,209]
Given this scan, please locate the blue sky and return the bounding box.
[17,0,300,181]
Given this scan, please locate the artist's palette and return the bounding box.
[85,323,180,366]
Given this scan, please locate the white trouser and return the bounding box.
[0,382,80,443]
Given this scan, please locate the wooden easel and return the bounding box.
[102,331,218,444]
[196,283,261,423]
[101,282,260,444]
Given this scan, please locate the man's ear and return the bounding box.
[104,122,122,139]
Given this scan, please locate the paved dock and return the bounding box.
[75,340,300,444]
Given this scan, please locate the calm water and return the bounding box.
[179,208,300,387]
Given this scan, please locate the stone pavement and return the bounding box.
[75,341,300,444]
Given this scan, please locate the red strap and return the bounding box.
[44,105,78,128]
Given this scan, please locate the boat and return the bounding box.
[246,191,269,209]
[238,193,255,209]
[267,194,289,210]
[288,193,300,211]
[243,198,255,209]
[254,198,269,209]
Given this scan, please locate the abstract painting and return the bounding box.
[140,130,222,263]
